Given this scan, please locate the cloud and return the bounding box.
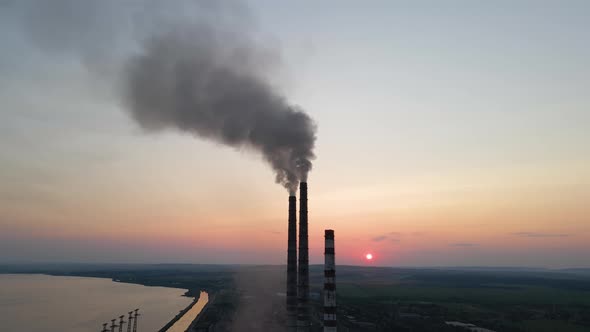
[512,232,569,238]
[369,230,428,244]
[372,233,401,244]
[450,242,479,247]
[372,235,387,242]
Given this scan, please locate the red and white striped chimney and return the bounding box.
[324,229,336,332]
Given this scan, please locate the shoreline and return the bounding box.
[160,291,210,332]
[0,271,200,295]
[1,272,196,295]
[1,273,211,332]
[186,292,214,331]
[0,273,197,332]
[158,291,202,332]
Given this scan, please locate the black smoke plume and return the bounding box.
[8,0,317,193]
[124,23,316,193]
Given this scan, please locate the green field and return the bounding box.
[520,319,588,332]
[338,283,590,306]
[326,267,590,331]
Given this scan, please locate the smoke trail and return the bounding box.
[8,0,317,193]
[124,21,316,193]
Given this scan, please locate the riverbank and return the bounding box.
[0,264,238,330]
[160,291,209,332]
[186,292,214,331]
[0,274,192,332]
[0,263,235,297]
[158,291,201,332]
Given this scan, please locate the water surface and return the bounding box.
[0,274,192,332]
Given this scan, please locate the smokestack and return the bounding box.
[324,230,336,332]
[297,182,310,331]
[287,195,298,331]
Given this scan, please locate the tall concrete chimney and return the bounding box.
[287,195,298,331]
[324,230,336,332]
[297,182,310,331]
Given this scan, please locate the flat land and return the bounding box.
[330,266,590,332]
[2,264,589,331]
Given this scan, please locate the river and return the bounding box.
[0,274,194,332]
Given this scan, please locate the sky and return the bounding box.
[0,0,589,267]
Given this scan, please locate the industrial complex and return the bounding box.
[287,182,338,331]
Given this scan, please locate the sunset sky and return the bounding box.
[1,1,588,267]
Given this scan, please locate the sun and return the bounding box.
[365,253,373,260]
